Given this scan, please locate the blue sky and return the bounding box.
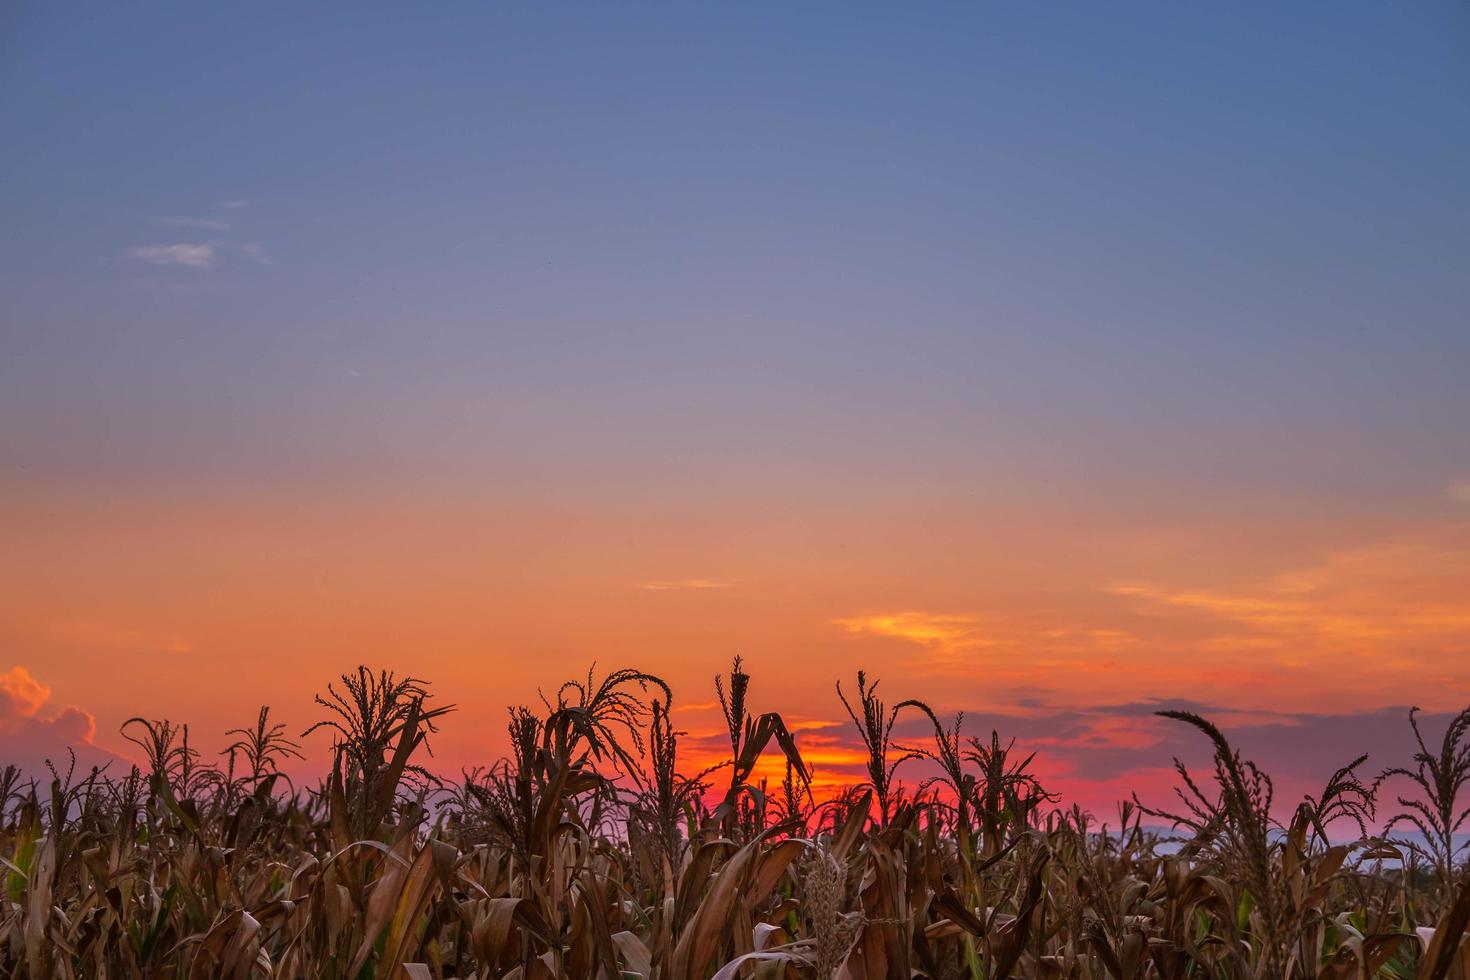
[5,2,1467,501]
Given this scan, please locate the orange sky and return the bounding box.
[5,476,1469,815]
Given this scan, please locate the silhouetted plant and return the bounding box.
[629,695,719,863]
[223,705,303,787]
[540,664,670,783]
[1382,705,1470,901]
[119,715,218,804]
[506,704,542,781]
[1137,710,1290,975]
[1298,751,1375,844]
[965,728,1055,858]
[712,656,810,836]
[303,665,454,837]
[898,701,975,842]
[836,670,917,827]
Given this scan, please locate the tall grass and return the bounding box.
[3,662,1469,978]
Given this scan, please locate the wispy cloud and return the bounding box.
[835,611,984,654]
[1449,479,1470,505]
[125,200,272,274]
[1104,528,1470,704]
[125,243,214,268]
[50,621,194,656]
[153,215,231,231]
[639,579,734,591]
[787,718,845,733]
[237,243,272,265]
[1109,539,1470,642]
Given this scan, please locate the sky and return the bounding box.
[2,2,1469,816]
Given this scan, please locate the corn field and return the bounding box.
[4,661,1470,979]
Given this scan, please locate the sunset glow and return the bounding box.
[3,3,1468,824]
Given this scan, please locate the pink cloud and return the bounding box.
[0,665,121,777]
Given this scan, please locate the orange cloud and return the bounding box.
[639,579,734,592]
[50,621,194,656]
[787,719,845,733]
[834,612,984,653]
[0,665,114,776]
[672,701,720,712]
[1111,532,1470,647]
[1096,528,1470,711]
[0,665,98,742]
[0,665,51,723]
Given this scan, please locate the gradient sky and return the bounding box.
[3,2,1469,814]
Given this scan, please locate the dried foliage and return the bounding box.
[1382,706,1470,903]
[2,664,1468,979]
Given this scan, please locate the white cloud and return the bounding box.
[126,243,214,268]
[153,216,231,231]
